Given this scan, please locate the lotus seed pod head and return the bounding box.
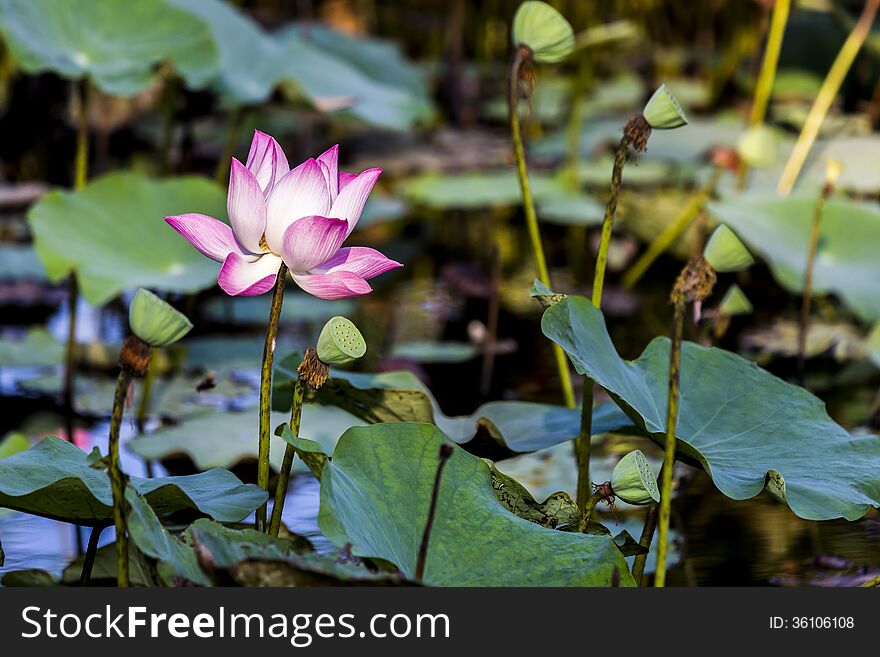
[610,450,660,505]
[642,84,688,130]
[825,159,843,187]
[719,284,753,316]
[703,224,755,273]
[128,288,193,348]
[737,124,778,168]
[316,316,367,366]
[512,1,575,64]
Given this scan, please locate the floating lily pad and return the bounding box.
[709,194,880,322]
[274,356,633,456]
[296,422,632,586]
[28,172,226,306]
[0,437,267,525]
[0,0,217,96]
[0,244,45,281]
[201,293,355,327]
[0,328,63,367]
[390,340,479,364]
[542,296,880,520]
[128,406,364,472]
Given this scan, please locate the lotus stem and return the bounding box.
[509,44,576,409]
[268,376,305,538]
[592,133,629,308]
[135,355,156,478]
[575,381,594,512]
[256,263,288,532]
[415,443,453,582]
[777,0,879,195]
[623,168,723,289]
[631,501,659,586]
[749,0,790,128]
[798,173,837,384]
[576,489,605,533]
[109,369,132,587]
[79,524,105,586]
[655,297,685,587]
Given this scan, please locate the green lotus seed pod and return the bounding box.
[703,224,755,273]
[610,450,660,506]
[642,84,688,130]
[737,124,778,168]
[719,284,753,316]
[512,1,574,64]
[316,316,366,366]
[128,288,192,347]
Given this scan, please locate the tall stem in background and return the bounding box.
[798,168,838,384]
[748,0,790,128]
[631,497,659,585]
[778,0,879,195]
[108,369,132,587]
[654,299,683,588]
[63,79,90,446]
[215,108,247,185]
[509,45,575,408]
[256,264,288,532]
[136,356,156,478]
[268,377,305,538]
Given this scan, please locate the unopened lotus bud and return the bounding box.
[703,224,755,273]
[610,450,660,506]
[316,316,366,366]
[642,84,688,130]
[128,288,192,348]
[512,1,574,64]
[719,284,753,316]
[737,125,778,168]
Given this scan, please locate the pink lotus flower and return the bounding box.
[165,131,402,299]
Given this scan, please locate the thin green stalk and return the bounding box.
[778,0,879,195]
[136,355,156,478]
[749,0,790,127]
[268,377,305,538]
[63,79,90,446]
[509,45,575,409]
[574,379,594,511]
[256,263,288,532]
[655,299,685,587]
[576,489,604,533]
[79,525,105,586]
[631,501,659,586]
[623,168,722,289]
[109,370,132,587]
[798,176,835,384]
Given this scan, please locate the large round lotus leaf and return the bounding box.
[0,0,217,96]
[128,407,365,472]
[169,0,282,104]
[542,296,880,521]
[800,136,880,193]
[709,194,880,322]
[277,24,433,130]
[303,422,632,586]
[0,437,267,526]
[272,354,633,455]
[28,172,226,306]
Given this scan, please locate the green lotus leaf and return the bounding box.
[709,194,880,322]
[273,354,633,456]
[277,24,433,130]
[128,407,365,472]
[390,340,478,364]
[542,296,880,520]
[512,1,575,64]
[0,0,217,96]
[28,172,226,306]
[304,422,632,585]
[0,437,267,525]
